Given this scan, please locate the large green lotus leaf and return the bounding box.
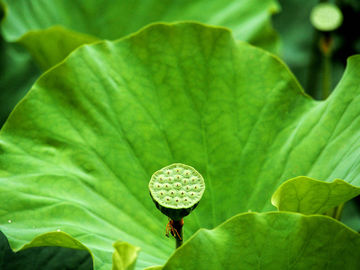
[163,212,360,269]
[1,23,360,269]
[1,0,279,69]
[272,176,360,214]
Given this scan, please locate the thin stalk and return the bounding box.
[306,31,321,97]
[322,53,331,99]
[319,34,333,99]
[175,230,183,249]
[173,219,184,249]
[325,203,345,220]
[334,203,345,220]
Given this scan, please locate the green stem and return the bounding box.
[175,231,183,249]
[325,203,344,220]
[173,219,183,249]
[334,203,345,220]
[320,34,333,99]
[306,31,321,97]
[322,48,331,99]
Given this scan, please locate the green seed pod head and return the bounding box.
[310,3,343,32]
[149,163,205,221]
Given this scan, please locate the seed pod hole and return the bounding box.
[175,183,182,189]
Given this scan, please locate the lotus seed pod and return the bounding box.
[310,3,343,32]
[149,163,205,221]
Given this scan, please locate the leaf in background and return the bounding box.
[19,27,98,71]
[272,176,360,214]
[1,0,279,69]
[0,232,92,270]
[1,23,360,269]
[0,0,280,123]
[163,212,360,269]
[0,28,39,126]
[0,0,38,124]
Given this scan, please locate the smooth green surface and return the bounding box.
[1,23,360,269]
[1,0,279,69]
[112,241,140,270]
[163,212,360,269]
[272,176,360,214]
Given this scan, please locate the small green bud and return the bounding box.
[149,163,205,221]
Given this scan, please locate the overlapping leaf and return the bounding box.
[0,232,92,270]
[163,212,360,270]
[1,0,279,69]
[1,23,360,269]
[272,177,360,214]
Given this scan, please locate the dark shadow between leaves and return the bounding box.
[0,231,93,270]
